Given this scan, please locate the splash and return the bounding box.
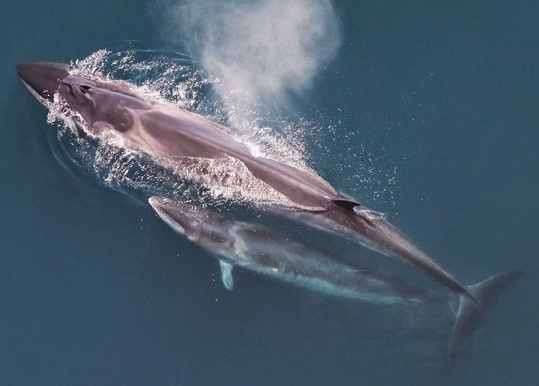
[163,156,312,208]
[72,48,318,172]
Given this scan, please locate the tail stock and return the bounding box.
[448,269,524,361]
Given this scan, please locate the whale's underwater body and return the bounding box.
[149,197,522,360]
[17,61,523,360]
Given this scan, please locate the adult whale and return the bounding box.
[15,62,494,302]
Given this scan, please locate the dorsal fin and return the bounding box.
[331,199,361,211]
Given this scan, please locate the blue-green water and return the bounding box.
[1,1,538,385]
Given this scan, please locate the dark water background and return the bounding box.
[1,1,538,385]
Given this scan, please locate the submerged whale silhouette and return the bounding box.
[149,196,522,360]
[17,61,523,359]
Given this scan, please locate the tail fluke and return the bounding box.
[448,269,524,361]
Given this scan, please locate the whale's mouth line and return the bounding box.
[18,77,52,107]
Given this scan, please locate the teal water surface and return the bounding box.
[1,1,537,385]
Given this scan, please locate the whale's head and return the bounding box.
[17,62,69,104]
[148,197,236,251]
[17,62,151,134]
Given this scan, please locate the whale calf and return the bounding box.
[16,61,488,302]
[149,196,448,305]
[149,196,523,360]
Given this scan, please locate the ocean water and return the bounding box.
[1,1,538,385]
